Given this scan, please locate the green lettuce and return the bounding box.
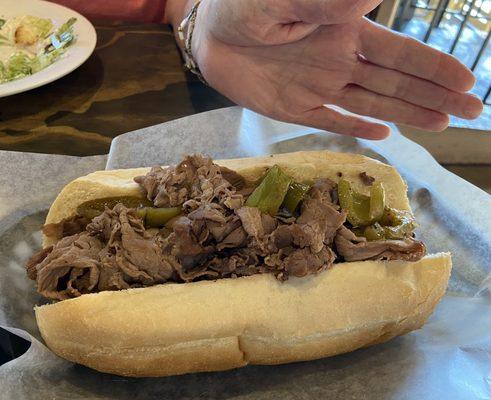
[2,52,34,81]
[0,17,76,83]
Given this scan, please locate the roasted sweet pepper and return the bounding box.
[338,179,386,227]
[136,206,182,228]
[362,217,416,241]
[77,196,181,228]
[283,182,311,213]
[245,165,293,215]
[77,196,154,220]
[369,182,385,222]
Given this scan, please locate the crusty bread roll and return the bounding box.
[34,151,452,377]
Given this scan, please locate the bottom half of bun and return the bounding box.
[35,253,451,377]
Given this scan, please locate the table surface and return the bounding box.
[0,21,489,193]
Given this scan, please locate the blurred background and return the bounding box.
[374,0,490,125]
[371,0,490,190]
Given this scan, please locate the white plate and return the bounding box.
[0,0,96,98]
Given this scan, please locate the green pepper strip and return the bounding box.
[283,182,311,214]
[380,207,413,227]
[76,196,181,228]
[77,196,154,220]
[363,219,416,241]
[362,223,386,241]
[338,179,370,227]
[137,206,182,228]
[338,179,387,227]
[369,182,385,221]
[245,165,292,216]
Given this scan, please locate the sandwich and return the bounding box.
[25,151,451,377]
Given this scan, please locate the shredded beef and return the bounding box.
[298,196,346,249]
[165,215,215,270]
[204,248,261,278]
[265,179,345,255]
[236,206,266,244]
[28,204,178,300]
[33,235,103,300]
[91,205,176,283]
[233,181,343,279]
[27,155,426,300]
[42,215,90,239]
[26,245,53,280]
[217,226,248,250]
[134,155,242,211]
[283,247,335,278]
[219,166,246,189]
[335,226,426,262]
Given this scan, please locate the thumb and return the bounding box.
[288,0,383,24]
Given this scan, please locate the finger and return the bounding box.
[294,105,391,139]
[286,0,383,25]
[335,85,450,131]
[352,61,483,119]
[360,20,476,93]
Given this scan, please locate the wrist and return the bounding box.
[165,0,197,53]
[164,0,195,27]
[166,0,211,85]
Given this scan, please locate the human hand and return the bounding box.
[171,0,484,139]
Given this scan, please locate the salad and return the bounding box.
[0,15,76,84]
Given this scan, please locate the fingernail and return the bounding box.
[464,97,483,119]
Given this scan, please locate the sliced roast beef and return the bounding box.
[204,248,261,278]
[42,215,90,240]
[219,166,246,189]
[134,155,242,210]
[335,226,426,262]
[283,247,335,278]
[217,226,248,250]
[236,206,265,241]
[265,181,346,254]
[97,205,175,283]
[187,203,238,242]
[261,213,278,235]
[263,246,335,279]
[27,155,427,301]
[297,195,346,250]
[30,204,178,300]
[236,206,271,255]
[164,215,215,270]
[26,245,53,280]
[33,234,103,300]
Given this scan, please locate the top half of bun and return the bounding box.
[44,151,410,247]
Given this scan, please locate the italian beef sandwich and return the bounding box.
[26,151,451,377]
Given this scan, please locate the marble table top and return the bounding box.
[0,21,231,156]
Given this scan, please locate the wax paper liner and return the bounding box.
[0,107,490,399]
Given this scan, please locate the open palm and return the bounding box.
[193,0,483,138]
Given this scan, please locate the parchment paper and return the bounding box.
[1,107,490,399]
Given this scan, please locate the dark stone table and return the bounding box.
[0,22,232,156]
